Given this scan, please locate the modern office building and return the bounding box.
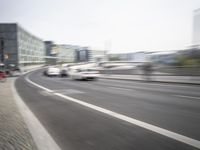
[0,23,45,70]
[56,44,77,63]
[193,9,200,46]
[44,41,57,65]
[76,47,90,62]
[44,42,77,64]
[76,47,106,62]
[45,41,99,64]
[0,23,105,68]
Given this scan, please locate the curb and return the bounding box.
[12,69,62,150]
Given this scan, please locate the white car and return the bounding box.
[69,68,99,80]
[45,67,60,77]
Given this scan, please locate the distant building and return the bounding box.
[108,52,147,62]
[76,47,106,62]
[0,23,106,68]
[193,9,200,46]
[45,43,77,64]
[90,49,106,62]
[56,44,76,63]
[76,47,90,62]
[0,23,45,69]
[44,41,57,65]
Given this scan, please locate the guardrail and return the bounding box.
[98,66,200,76]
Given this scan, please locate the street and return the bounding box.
[15,69,200,150]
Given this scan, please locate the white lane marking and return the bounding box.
[25,76,200,149]
[12,79,61,150]
[26,76,53,92]
[174,95,200,100]
[52,89,85,94]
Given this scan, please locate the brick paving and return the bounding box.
[0,78,37,150]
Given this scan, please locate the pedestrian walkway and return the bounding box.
[100,74,200,85]
[0,78,37,150]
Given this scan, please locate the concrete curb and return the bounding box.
[12,70,62,150]
[12,78,61,150]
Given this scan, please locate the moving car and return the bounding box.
[69,68,99,80]
[44,67,60,77]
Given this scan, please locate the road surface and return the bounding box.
[15,69,200,150]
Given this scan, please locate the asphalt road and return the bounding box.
[15,69,200,150]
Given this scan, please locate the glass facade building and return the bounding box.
[76,47,106,62]
[0,23,105,68]
[56,45,76,63]
[0,23,45,69]
[44,41,57,65]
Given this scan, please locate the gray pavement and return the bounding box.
[100,74,200,84]
[15,69,200,150]
[0,78,37,150]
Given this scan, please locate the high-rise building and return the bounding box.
[76,47,90,62]
[76,47,106,62]
[44,41,57,65]
[44,42,78,64]
[193,9,200,46]
[0,23,45,70]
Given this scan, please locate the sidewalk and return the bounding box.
[100,74,200,85]
[0,78,37,150]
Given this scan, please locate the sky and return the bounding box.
[1,0,200,53]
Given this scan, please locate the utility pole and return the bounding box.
[0,37,4,63]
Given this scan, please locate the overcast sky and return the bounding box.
[1,0,200,53]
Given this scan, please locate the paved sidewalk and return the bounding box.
[100,74,200,85]
[0,78,37,150]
